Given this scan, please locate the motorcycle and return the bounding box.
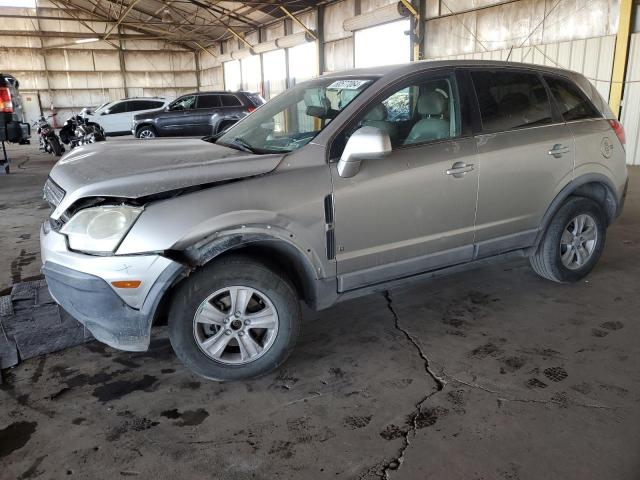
[33,115,64,156]
[59,113,105,150]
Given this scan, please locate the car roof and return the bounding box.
[175,91,257,96]
[113,97,167,102]
[320,59,579,80]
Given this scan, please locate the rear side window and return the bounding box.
[220,95,242,107]
[544,76,601,121]
[197,95,221,109]
[471,70,552,132]
[129,100,159,111]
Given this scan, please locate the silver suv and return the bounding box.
[41,61,628,381]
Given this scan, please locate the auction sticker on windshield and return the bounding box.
[327,79,371,90]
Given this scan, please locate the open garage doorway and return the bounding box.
[354,19,410,68]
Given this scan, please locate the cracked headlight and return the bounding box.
[61,205,142,254]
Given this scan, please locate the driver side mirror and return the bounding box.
[337,126,392,178]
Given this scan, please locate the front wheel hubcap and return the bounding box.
[559,213,598,270]
[193,286,279,365]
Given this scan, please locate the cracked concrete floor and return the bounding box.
[1,143,639,480]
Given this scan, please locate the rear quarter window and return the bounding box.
[247,93,265,106]
[544,76,601,121]
[220,95,242,107]
[471,70,553,133]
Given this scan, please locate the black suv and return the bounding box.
[132,91,264,138]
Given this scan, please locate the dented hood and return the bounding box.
[48,138,283,220]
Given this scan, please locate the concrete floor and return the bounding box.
[1,141,639,480]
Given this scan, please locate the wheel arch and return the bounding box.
[165,232,335,312]
[135,123,157,136]
[534,173,619,250]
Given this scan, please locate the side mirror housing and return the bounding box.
[337,126,392,178]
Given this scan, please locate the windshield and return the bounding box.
[93,102,110,114]
[216,77,376,153]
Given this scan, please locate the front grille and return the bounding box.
[43,177,65,208]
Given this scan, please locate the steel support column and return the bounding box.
[609,0,634,118]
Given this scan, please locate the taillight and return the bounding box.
[0,87,13,113]
[608,119,626,148]
[247,106,256,113]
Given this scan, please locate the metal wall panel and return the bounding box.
[433,35,615,101]
[425,0,619,57]
[199,66,224,90]
[620,33,640,165]
[360,0,398,14]
[323,37,354,73]
[324,0,355,42]
[291,10,317,34]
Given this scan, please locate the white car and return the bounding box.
[83,98,170,136]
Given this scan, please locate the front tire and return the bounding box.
[168,255,301,381]
[530,197,607,283]
[49,136,63,156]
[136,126,157,139]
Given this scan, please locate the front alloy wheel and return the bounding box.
[193,286,279,365]
[168,255,301,381]
[137,126,156,139]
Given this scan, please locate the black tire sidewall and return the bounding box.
[50,136,63,156]
[168,257,301,381]
[541,197,607,282]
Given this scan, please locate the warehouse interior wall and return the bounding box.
[0,2,198,123]
[1,0,638,164]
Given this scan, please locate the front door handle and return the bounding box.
[548,144,570,158]
[446,161,474,178]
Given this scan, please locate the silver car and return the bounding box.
[40,61,628,381]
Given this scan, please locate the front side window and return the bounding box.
[216,77,376,154]
[334,73,461,153]
[472,70,552,132]
[545,76,600,122]
[168,95,196,111]
[106,101,127,114]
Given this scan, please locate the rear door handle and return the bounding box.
[446,161,474,178]
[548,144,570,158]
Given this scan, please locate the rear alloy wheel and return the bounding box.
[168,255,301,381]
[136,126,157,139]
[530,197,606,283]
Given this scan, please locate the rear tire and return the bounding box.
[530,197,606,283]
[168,255,301,381]
[136,126,157,139]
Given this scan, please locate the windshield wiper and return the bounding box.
[217,136,256,153]
[230,137,256,153]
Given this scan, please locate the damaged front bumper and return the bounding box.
[41,224,185,351]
